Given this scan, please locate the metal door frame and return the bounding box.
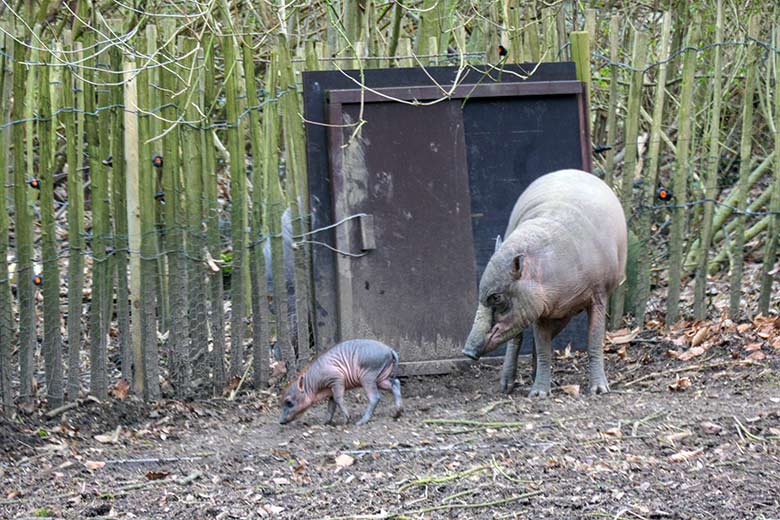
[325,80,592,374]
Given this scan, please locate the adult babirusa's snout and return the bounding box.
[463,303,492,360]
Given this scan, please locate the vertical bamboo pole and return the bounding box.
[160,20,189,398]
[180,37,209,388]
[604,14,620,188]
[693,1,723,320]
[635,12,672,325]
[758,26,780,314]
[136,31,160,401]
[387,0,403,67]
[223,33,248,380]
[398,38,413,67]
[13,36,35,404]
[83,28,108,400]
[610,29,646,327]
[147,24,168,334]
[524,5,541,63]
[278,33,313,365]
[123,56,144,395]
[0,28,13,414]
[109,45,131,382]
[666,16,700,326]
[65,40,85,401]
[570,31,590,125]
[265,52,294,374]
[542,8,558,62]
[729,15,760,320]
[243,43,272,388]
[503,1,521,63]
[38,47,64,410]
[202,38,225,395]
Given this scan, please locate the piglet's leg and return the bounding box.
[356,380,381,426]
[379,378,403,418]
[331,382,350,424]
[324,397,337,425]
[586,295,610,395]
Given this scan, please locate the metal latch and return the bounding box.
[357,214,376,251]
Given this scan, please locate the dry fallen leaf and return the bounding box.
[94,426,122,444]
[746,351,766,361]
[145,471,171,481]
[736,323,752,334]
[85,460,106,471]
[335,454,354,467]
[691,326,709,347]
[603,427,622,438]
[700,421,723,434]
[271,477,289,485]
[112,378,130,400]
[560,384,580,396]
[607,328,639,345]
[669,376,692,392]
[744,342,763,352]
[678,347,705,361]
[669,448,704,462]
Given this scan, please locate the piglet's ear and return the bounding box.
[296,375,304,392]
[511,254,524,280]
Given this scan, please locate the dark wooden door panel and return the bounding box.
[329,101,477,362]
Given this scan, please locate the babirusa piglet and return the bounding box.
[279,339,403,426]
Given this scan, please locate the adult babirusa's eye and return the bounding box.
[487,293,508,312]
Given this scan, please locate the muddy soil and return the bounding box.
[1,339,779,520]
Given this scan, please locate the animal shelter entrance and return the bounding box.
[303,64,593,375]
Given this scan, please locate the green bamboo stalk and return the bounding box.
[610,29,646,328]
[243,42,272,388]
[603,14,620,188]
[0,28,14,414]
[343,0,362,64]
[684,153,774,270]
[147,24,168,335]
[38,47,64,410]
[136,30,160,401]
[635,12,672,325]
[708,217,771,275]
[305,40,318,71]
[264,52,294,375]
[108,44,131,383]
[693,1,724,321]
[122,55,144,396]
[666,16,700,326]
[180,37,209,390]
[160,20,189,398]
[398,37,413,68]
[278,33,313,364]
[96,34,115,363]
[223,33,248,381]
[542,8,558,62]
[387,0,402,67]
[504,1,521,63]
[65,39,85,401]
[729,15,760,320]
[758,26,780,314]
[202,37,225,396]
[14,36,35,404]
[82,29,108,400]
[570,31,590,111]
[524,5,540,63]
[416,0,441,57]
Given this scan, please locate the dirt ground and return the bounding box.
[1,334,779,520]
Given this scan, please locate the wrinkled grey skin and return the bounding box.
[279,339,403,426]
[463,169,627,397]
[264,208,297,356]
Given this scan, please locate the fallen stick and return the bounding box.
[619,360,757,387]
[397,465,488,493]
[402,490,544,515]
[44,401,79,419]
[104,453,213,465]
[229,356,253,401]
[423,419,524,428]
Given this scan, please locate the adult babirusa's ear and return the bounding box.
[511,254,524,280]
[296,375,304,392]
[494,235,503,253]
